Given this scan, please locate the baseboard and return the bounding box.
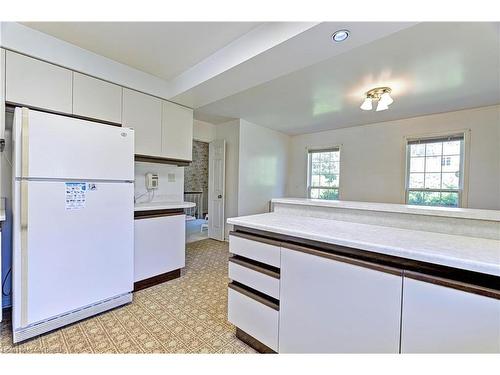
[236,328,277,354]
[133,268,181,292]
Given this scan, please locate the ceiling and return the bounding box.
[194,22,500,134]
[20,22,500,135]
[22,22,261,80]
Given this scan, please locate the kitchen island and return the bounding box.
[226,199,500,353]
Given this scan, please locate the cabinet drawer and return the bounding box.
[228,286,279,352]
[229,234,280,267]
[229,259,280,299]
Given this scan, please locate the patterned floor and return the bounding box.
[0,239,255,354]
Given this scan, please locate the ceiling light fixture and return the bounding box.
[360,87,393,112]
[332,29,349,43]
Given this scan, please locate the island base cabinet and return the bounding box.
[279,247,403,353]
[401,276,500,353]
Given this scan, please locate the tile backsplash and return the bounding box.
[134,162,184,203]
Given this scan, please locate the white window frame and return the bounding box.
[404,131,470,208]
[306,146,341,200]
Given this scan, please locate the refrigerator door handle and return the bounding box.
[20,107,30,326]
[21,107,30,178]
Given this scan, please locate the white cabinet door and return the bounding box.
[122,88,162,156]
[279,247,403,353]
[5,51,72,114]
[72,72,122,123]
[401,275,500,353]
[134,214,185,282]
[161,100,193,161]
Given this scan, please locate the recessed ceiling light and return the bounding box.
[332,29,349,43]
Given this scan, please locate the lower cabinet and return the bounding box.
[401,275,500,353]
[227,285,279,352]
[134,214,185,283]
[279,246,403,353]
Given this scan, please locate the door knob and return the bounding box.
[218,194,222,199]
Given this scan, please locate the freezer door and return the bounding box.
[12,180,134,329]
[13,108,134,180]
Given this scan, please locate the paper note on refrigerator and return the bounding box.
[65,182,87,210]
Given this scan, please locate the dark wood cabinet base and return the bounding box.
[133,269,181,292]
[236,328,277,354]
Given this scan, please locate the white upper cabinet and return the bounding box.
[122,88,162,157]
[5,51,73,114]
[161,100,193,161]
[72,72,122,123]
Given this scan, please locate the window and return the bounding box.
[307,148,340,200]
[405,134,464,207]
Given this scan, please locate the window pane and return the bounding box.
[310,188,320,199]
[410,144,426,157]
[425,156,442,172]
[441,172,460,189]
[332,161,340,173]
[439,192,459,207]
[408,190,459,207]
[426,142,442,156]
[409,173,424,188]
[409,157,425,172]
[311,175,320,186]
[408,191,425,205]
[308,150,341,199]
[425,173,441,189]
[319,188,338,200]
[443,140,461,155]
[442,155,460,172]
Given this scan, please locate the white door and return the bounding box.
[13,108,134,181]
[12,180,134,329]
[208,140,226,241]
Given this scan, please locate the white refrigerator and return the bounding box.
[12,107,134,343]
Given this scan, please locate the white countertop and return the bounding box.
[271,198,500,222]
[228,212,500,277]
[134,201,195,211]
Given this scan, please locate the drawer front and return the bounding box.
[228,288,279,351]
[229,261,280,299]
[229,235,280,267]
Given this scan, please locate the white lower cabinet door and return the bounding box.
[279,247,403,353]
[401,276,500,353]
[134,214,185,282]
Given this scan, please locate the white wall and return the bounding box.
[238,120,289,216]
[134,162,184,204]
[215,120,241,237]
[287,105,500,210]
[193,119,216,143]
